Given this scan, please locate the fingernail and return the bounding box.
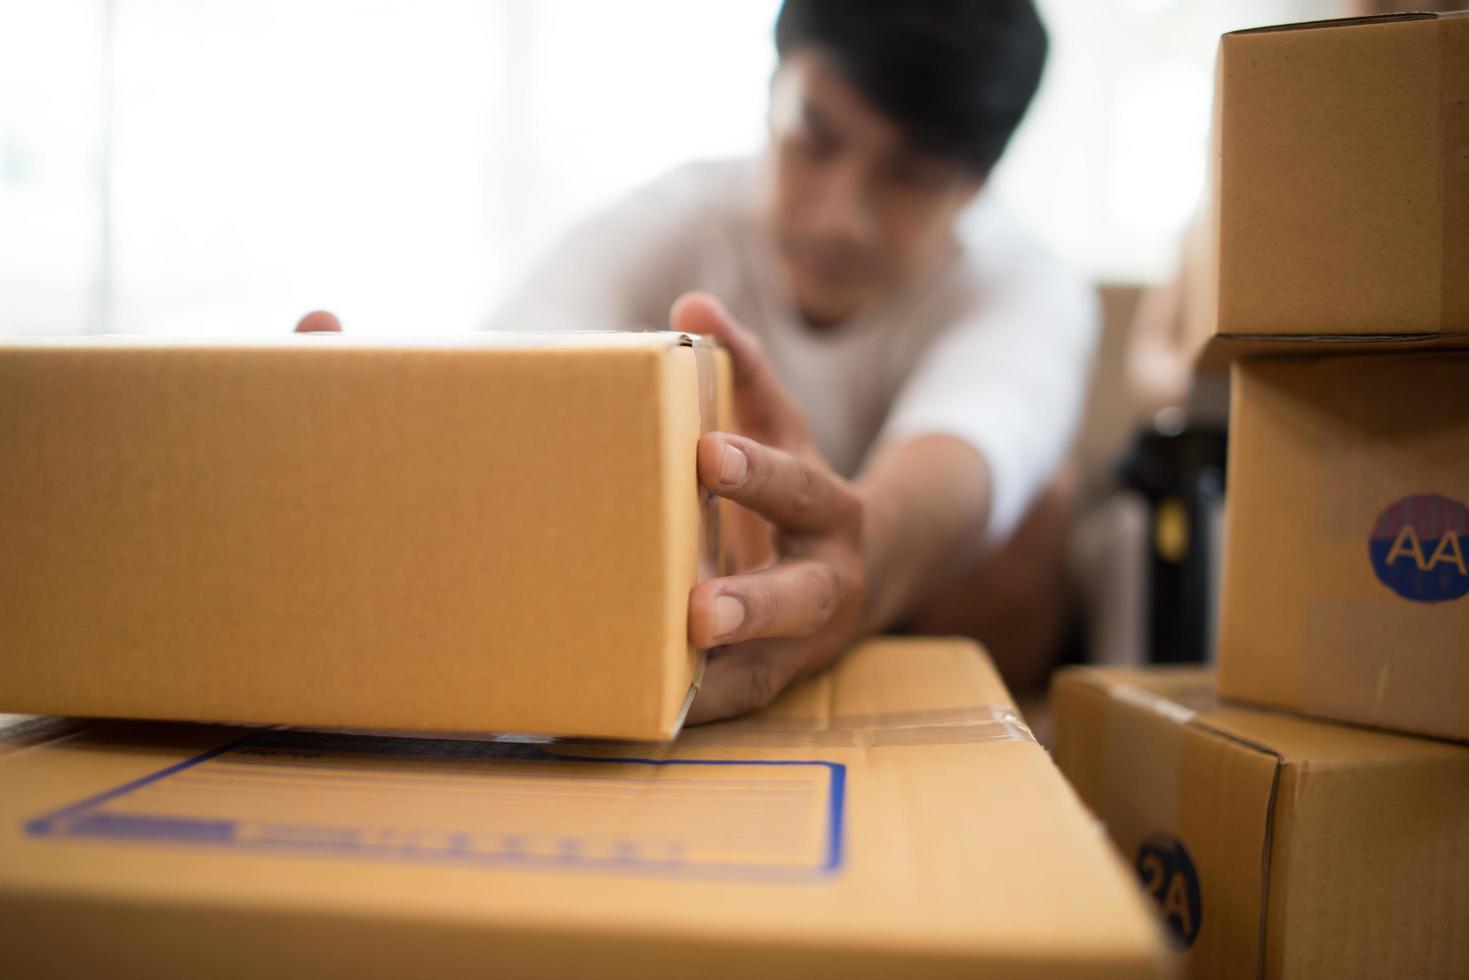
[712,594,745,638]
[718,443,748,486]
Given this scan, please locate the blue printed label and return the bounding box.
[1367,494,1469,603]
[24,730,847,882]
[1136,833,1202,949]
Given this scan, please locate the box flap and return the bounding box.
[1225,12,1442,38]
[1053,666,1278,977]
[1262,722,1469,978]
[1055,666,1469,978]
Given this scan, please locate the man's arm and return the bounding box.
[856,433,992,633]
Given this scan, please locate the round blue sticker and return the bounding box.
[1136,834,1202,949]
[1368,494,1469,603]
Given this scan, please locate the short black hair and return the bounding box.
[774,0,1048,174]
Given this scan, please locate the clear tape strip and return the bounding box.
[1109,683,1198,727]
[668,332,721,741]
[672,705,1036,750]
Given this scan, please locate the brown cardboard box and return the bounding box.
[1052,664,1469,980]
[1219,353,1469,742]
[0,638,1165,980]
[1189,12,1469,364]
[0,332,725,741]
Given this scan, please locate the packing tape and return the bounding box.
[1110,683,1198,727]
[1302,598,1468,739]
[668,332,724,740]
[687,333,722,585]
[1097,681,1186,956]
[0,715,90,756]
[670,704,1036,750]
[279,706,1037,752]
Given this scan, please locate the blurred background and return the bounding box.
[1,0,1374,338]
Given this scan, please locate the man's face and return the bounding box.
[765,51,984,327]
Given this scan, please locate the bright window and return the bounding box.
[1,0,1344,337]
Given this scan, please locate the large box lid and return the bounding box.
[0,638,1165,979]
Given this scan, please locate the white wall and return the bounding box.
[0,0,1343,337]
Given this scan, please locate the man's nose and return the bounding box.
[806,159,875,244]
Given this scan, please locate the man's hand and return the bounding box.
[671,293,867,724]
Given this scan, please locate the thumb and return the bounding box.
[295,311,342,333]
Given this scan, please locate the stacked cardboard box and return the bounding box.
[1188,11,1469,364]
[0,638,1168,979]
[1203,12,1469,741]
[0,332,729,741]
[1221,355,1468,742]
[1054,13,1469,978]
[1051,666,1469,979]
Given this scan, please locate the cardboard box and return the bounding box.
[0,638,1165,979]
[0,332,725,741]
[1190,12,1469,363]
[1219,353,1469,742]
[1052,664,1469,979]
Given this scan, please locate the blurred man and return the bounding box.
[301,0,1096,720]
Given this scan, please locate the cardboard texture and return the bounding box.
[0,638,1165,980]
[1219,354,1469,742]
[1188,12,1469,365]
[0,332,726,741]
[1052,664,1469,980]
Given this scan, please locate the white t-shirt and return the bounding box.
[489,158,1098,544]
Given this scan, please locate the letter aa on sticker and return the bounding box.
[1369,495,1469,603]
